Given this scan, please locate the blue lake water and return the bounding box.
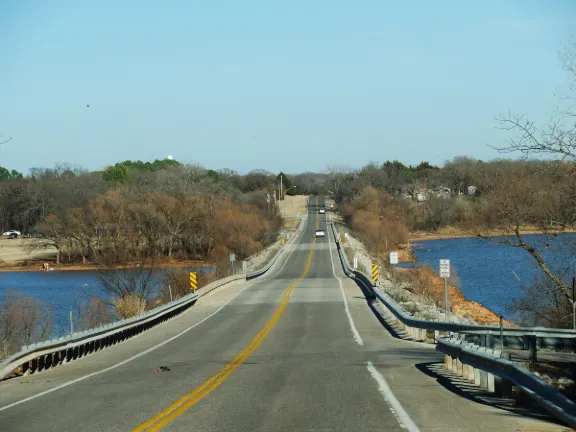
[3,235,575,332]
[0,266,213,335]
[400,234,576,320]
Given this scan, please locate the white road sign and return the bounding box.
[389,251,399,265]
[439,259,450,278]
[353,256,358,270]
[230,253,236,262]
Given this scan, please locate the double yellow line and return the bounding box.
[133,197,320,431]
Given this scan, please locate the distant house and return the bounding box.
[430,186,452,198]
[414,184,429,202]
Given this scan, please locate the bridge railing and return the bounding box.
[436,337,576,428]
[329,220,576,427]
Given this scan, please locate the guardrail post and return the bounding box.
[487,349,498,392]
[478,347,488,388]
[30,357,38,374]
[527,335,537,367]
[486,333,493,348]
[495,353,514,398]
[466,361,475,381]
[21,360,30,376]
[474,366,481,386]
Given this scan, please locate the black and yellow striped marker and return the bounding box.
[371,264,378,284]
[189,272,197,291]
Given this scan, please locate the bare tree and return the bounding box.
[473,164,576,302]
[0,132,11,147]
[495,38,576,159]
[481,38,576,309]
[0,291,53,359]
[507,271,573,328]
[74,296,114,330]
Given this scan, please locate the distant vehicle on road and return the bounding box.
[7,232,18,239]
[3,230,21,236]
[318,208,325,214]
[314,229,325,238]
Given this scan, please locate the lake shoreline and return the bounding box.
[410,228,576,243]
[0,259,211,272]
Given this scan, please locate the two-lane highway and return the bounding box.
[0,197,563,431]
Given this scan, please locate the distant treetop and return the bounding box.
[114,158,181,172]
[0,166,23,182]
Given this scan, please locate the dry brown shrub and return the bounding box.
[0,291,53,359]
[114,295,146,319]
[160,269,217,302]
[343,187,409,254]
[75,296,113,330]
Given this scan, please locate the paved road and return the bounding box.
[0,197,565,431]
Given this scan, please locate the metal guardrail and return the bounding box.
[0,274,246,381]
[330,221,576,427]
[329,221,576,337]
[0,208,310,381]
[436,337,576,428]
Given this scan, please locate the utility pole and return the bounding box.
[280,174,283,215]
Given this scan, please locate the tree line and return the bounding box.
[331,37,576,328]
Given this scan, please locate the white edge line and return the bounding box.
[326,215,363,346]
[0,198,310,413]
[366,361,421,432]
[0,283,255,413]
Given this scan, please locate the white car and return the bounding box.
[318,208,326,214]
[314,229,325,238]
[3,230,21,236]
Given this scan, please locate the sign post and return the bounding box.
[242,260,247,274]
[439,259,450,320]
[230,253,236,275]
[389,251,398,283]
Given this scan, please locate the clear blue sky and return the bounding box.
[0,1,574,174]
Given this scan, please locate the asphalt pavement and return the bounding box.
[0,197,566,431]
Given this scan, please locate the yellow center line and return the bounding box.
[133,197,321,432]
